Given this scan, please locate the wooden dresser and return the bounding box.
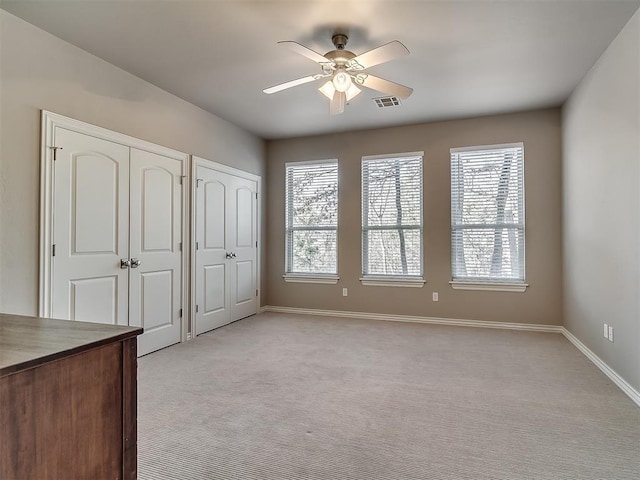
[0,314,142,480]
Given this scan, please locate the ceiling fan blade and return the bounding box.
[263,75,320,94]
[348,41,409,70]
[357,74,413,99]
[278,41,330,64]
[330,91,346,115]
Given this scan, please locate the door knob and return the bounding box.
[225,252,233,259]
[130,258,142,268]
[120,258,131,269]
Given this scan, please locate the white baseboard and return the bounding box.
[260,305,640,408]
[560,327,640,407]
[261,305,562,332]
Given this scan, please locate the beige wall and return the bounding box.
[266,109,562,325]
[562,10,640,391]
[0,11,266,316]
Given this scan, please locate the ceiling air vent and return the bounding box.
[373,96,402,108]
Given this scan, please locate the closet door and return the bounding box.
[194,165,258,335]
[51,128,130,325]
[194,166,229,334]
[47,123,185,356]
[129,148,183,355]
[229,175,258,321]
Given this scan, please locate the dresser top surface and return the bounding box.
[0,314,142,376]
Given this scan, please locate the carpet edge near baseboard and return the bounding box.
[260,305,640,408]
[560,327,640,407]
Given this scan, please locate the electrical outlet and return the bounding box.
[604,324,609,339]
[608,325,614,342]
[432,292,439,302]
[342,288,348,297]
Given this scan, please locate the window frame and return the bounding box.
[449,142,528,292]
[360,152,425,288]
[283,159,339,284]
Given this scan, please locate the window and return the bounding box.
[361,152,424,287]
[450,143,526,291]
[285,160,338,283]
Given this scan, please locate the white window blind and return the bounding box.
[362,153,423,277]
[450,143,525,283]
[286,161,338,275]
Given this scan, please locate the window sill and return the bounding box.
[449,281,528,292]
[360,276,426,288]
[283,274,339,285]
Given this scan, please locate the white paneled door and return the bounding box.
[195,164,258,335]
[129,148,183,355]
[51,128,130,326]
[50,126,184,356]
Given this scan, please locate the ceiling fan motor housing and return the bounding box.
[324,49,356,63]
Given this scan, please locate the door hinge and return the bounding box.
[255,192,258,199]
[256,241,258,248]
[179,308,183,318]
[50,146,63,161]
[179,242,182,251]
[256,289,259,297]
[196,305,199,313]
[52,244,56,257]
[196,242,199,250]
[179,175,186,185]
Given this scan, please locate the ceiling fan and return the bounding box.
[263,33,413,115]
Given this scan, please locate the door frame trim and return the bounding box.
[190,156,262,337]
[39,111,190,343]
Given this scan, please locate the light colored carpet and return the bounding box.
[137,312,640,480]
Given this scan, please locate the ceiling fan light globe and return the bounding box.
[320,81,360,103]
[345,84,361,101]
[332,71,352,93]
[319,81,336,99]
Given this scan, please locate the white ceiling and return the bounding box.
[2,1,639,139]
